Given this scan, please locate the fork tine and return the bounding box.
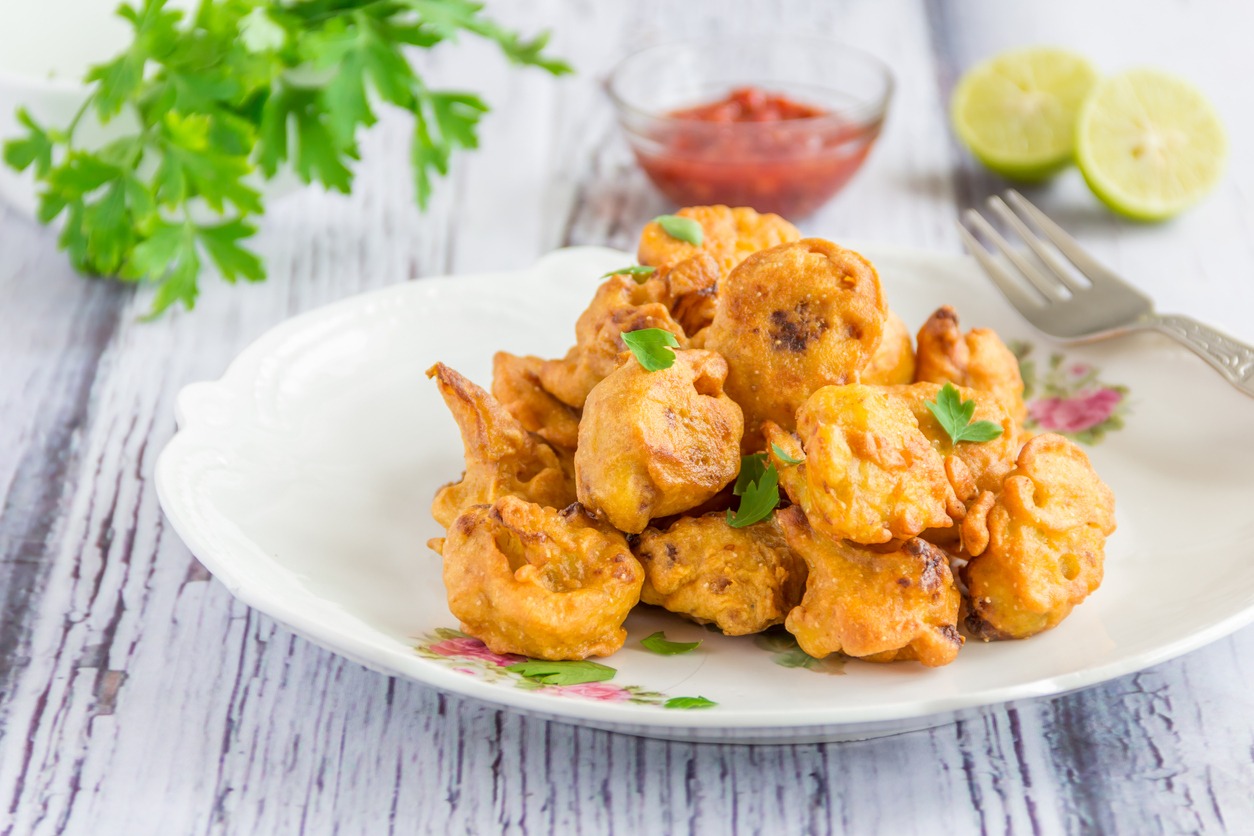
[955,221,1046,315]
[986,194,1088,293]
[1004,190,1139,293]
[963,209,1066,301]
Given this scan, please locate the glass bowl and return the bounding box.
[606,36,894,218]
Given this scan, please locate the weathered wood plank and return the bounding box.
[1,1,1253,834]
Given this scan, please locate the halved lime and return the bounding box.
[951,47,1098,180]
[1076,69,1227,221]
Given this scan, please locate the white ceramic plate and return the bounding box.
[155,245,1254,743]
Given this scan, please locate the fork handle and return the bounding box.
[1148,314,1254,398]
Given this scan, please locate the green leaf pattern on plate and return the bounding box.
[1010,342,1130,445]
[416,629,713,708]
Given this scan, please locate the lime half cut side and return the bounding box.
[951,47,1098,180]
[1076,69,1227,221]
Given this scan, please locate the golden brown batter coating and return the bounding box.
[861,310,916,386]
[960,434,1116,640]
[433,497,644,659]
[763,384,956,545]
[637,205,802,277]
[575,350,743,533]
[915,305,1027,424]
[538,274,689,409]
[492,351,581,451]
[634,514,807,636]
[702,240,888,451]
[777,507,963,667]
[887,382,1022,502]
[428,363,575,529]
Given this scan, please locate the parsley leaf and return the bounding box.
[654,214,704,246]
[733,453,767,496]
[925,382,1005,445]
[640,632,702,655]
[505,660,616,686]
[602,265,657,282]
[2,0,570,316]
[622,327,679,372]
[771,443,805,465]
[664,696,717,710]
[727,458,780,528]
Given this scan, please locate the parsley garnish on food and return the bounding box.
[505,660,615,686]
[770,443,805,465]
[1,0,570,316]
[621,327,679,372]
[663,696,717,710]
[925,382,1004,445]
[727,454,780,528]
[640,631,702,655]
[733,453,767,496]
[602,265,657,282]
[654,214,704,246]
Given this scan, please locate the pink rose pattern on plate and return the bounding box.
[415,628,676,707]
[1012,342,1130,444]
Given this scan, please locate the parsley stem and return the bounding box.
[63,94,96,148]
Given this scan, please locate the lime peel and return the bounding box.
[1075,68,1227,221]
[951,47,1098,181]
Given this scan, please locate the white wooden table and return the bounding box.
[3,2,1253,833]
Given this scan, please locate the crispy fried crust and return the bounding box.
[637,205,802,277]
[428,363,575,528]
[777,507,963,667]
[635,513,807,636]
[538,274,689,409]
[861,311,916,386]
[435,497,643,659]
[960,434,1116,640]
[492,352,581,451]
[887,382,1022,501]
[703,240,888,451]
[764,384,956,545]
[575,350,743,533]
[915,305,1027,424]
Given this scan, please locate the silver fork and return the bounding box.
[958,190,1254,399]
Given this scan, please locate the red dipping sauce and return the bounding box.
[629,86,883,217]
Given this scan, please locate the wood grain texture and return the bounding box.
[2,1,1253,834]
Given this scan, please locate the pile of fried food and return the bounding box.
[426,205,1116,667]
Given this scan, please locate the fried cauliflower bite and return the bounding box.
[575,350,743,533]
[637,205,802,277]
[428,363,575,529]
[634,514,807,636]
[861,311,916,386]
[960,434,1116,640]
[777,507,963,667]
[887,382,1021,502]
[702,239,888,451]
[432,497,644,660]
[762,384,957,546]
[915,305,1027,424]
[538,274,690,409]
[492,352,581,451]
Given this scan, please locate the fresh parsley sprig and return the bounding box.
[505,659,615,686]
[770,443,804,465]
[621,327,679,372]
[727,453,780,528]
[653,214,704,246]
[664,696,717,710]
[640,631,702,655]
[925,382,1004,445]
[602,265,656,281]
[2,0,570,316]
